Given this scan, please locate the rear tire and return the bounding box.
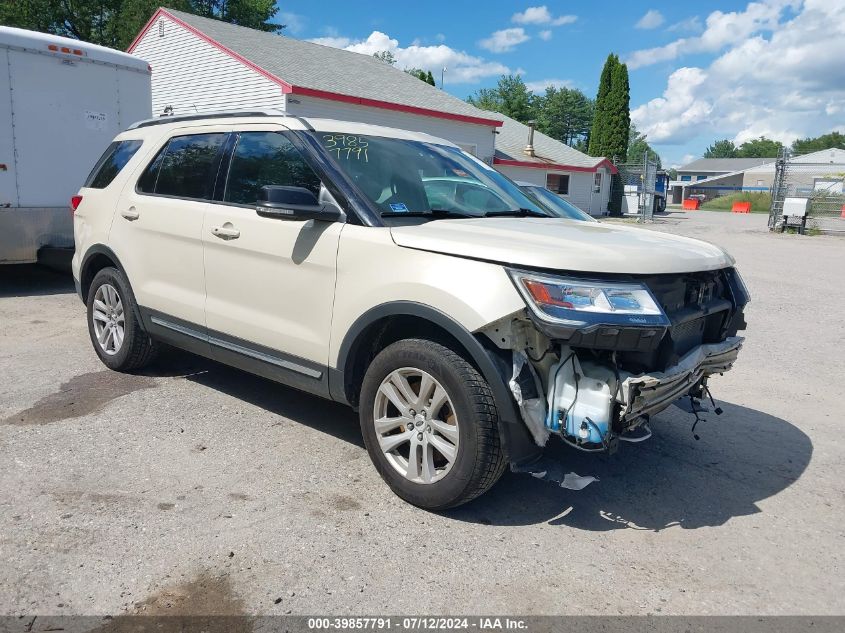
[359,339,506,510]
[86,267,157,371]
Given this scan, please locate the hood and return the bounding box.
[390,218,734,275]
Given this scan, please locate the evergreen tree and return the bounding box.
[588,54,630,215]
[627,125,661,167]
[0,0,284,49]
[425,70,436,86]
[535,86,594,148]
[587,54,616,157]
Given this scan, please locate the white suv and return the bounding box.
[72,111,748,509]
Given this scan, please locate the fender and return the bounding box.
[78,244,147,334]
[333,301,542,468]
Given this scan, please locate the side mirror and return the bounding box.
[255,186,342,222]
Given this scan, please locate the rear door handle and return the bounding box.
[121,207,139,221]
[211,225,240,240]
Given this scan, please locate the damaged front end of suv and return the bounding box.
[481,266,749,464]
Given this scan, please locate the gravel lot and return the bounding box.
[1,211,843,617]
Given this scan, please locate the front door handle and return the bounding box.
[211,224,240,240]
[121,207,139,221]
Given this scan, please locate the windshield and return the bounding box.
[520,185,596,222]
[312,132,550,220]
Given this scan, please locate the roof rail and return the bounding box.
[127,109,289,130]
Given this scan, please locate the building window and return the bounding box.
[756,179,765,186]
[680,175,692,181]
[697,175,707,180]
[593,172,602,193]
[546,174,570,195]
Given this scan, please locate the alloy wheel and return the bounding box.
[372,367,460,484]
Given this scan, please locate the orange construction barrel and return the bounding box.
[682,198,700,210]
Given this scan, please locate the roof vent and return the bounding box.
[524,120,536,157]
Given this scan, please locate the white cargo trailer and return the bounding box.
[0,26,151,264]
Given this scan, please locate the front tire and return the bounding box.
[359,339,506,510]
[86,267,157,371]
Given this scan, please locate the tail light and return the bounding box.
[70,195,83,215]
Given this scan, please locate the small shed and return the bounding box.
[491,114,615,216]
[129,8,503,162]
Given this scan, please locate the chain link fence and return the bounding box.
[611,152,662,222]
[769,148,845,233]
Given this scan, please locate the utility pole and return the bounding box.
[441,67,447,89]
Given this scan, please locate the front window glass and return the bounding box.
[225,132,321,204]
[314,132,549,220]
[521,186,595,222]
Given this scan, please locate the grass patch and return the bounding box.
[700,192,772,213]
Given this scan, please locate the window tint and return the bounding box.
[85,140,143,189]
[224,132,321,204]
[137,133,226,199]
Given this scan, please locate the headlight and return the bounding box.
[508,269,670,328]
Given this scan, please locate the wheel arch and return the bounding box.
[79,244,146,332]
[333,301,541,467]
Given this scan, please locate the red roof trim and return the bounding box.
[128,9,502,128]
[494,157,618,174]
[128,8,292,89]
[289,86,503,127]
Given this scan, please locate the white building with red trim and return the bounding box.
[129,7,612,215]
[492,115,614,215]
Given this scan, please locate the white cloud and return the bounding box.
[667,15,704,32]
[512,6,577,26]
[636,10,665,29]
[479,28,530,53]
[308,31,510,84]
[626,0,800,69]
[632,0,845,149]
[538,29,552,41]
[278,12,305,34]
[525,78,573,92]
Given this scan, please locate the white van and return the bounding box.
[0,26,151,264]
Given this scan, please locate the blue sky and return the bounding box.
[276,1,845,166]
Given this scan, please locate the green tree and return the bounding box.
[467,74,536,123]
[792,131,845,154]
[627,125,661,168]
[704,139,738,158]
[372,50,397,65]
[535,86,594,148]
[588,54,630,215]
[406,68,436,86]
[736,136,783,158]
[0,0,284,50]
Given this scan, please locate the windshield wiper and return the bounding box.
[380,209,473,218]
[484,208,550,218]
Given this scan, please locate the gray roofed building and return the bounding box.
[678,157,772,173]
[492,114,609,170]
[130,8,501,127]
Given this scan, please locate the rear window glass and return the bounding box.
[84,140,143,189]
[137,133,227,199]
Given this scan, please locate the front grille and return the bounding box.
[670,316,706,356]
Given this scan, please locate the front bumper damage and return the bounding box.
[620,336,743,423]
[504,332,744,489]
